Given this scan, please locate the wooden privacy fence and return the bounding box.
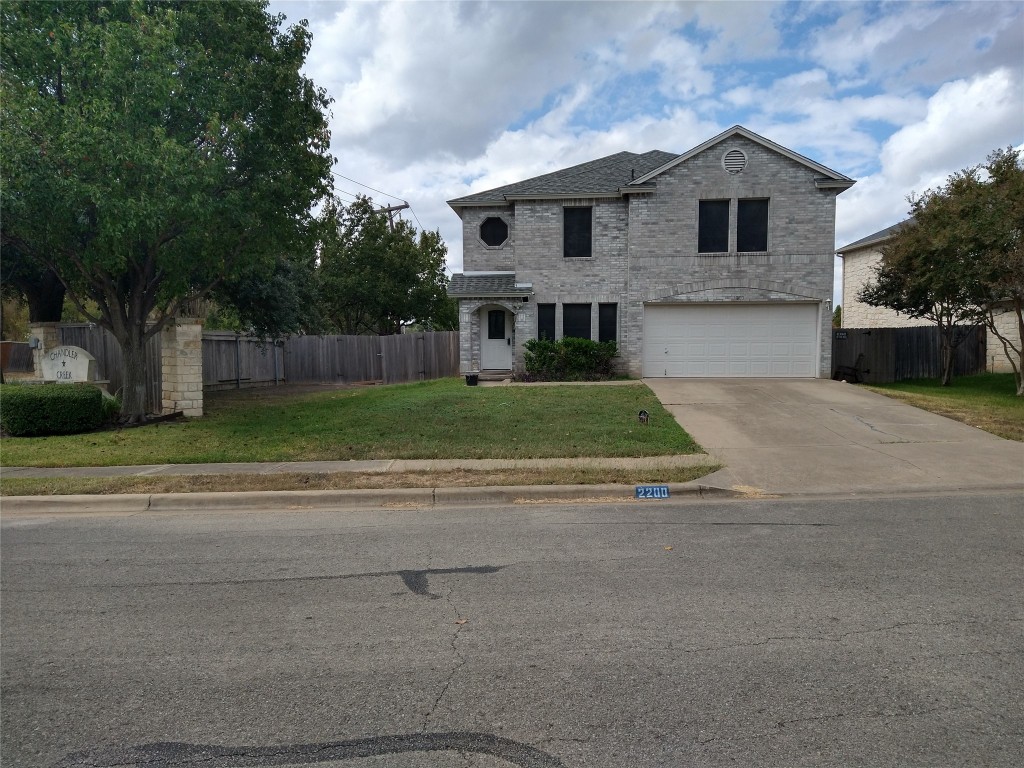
[832,325,986,384]
[26,326,457,409]
[203,332,285,391]
[205,331,459,388]
[59,324,163,412]
[1,341,34,373]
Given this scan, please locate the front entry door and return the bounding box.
[481,309,513,370]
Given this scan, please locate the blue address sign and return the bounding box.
[635,485,670,499]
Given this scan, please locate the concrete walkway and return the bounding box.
[644,378,1024,496]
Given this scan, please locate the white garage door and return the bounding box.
[643,303,819,377]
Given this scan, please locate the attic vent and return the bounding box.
[723,149,747,174]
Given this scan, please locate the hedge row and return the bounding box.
[0,383,104,437]
[523,337,617,380]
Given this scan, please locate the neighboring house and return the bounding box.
[836,219,930,329]
[447,125,856,379]
[837,220,1019,373]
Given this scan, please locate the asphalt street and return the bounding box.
[2,494,1022,767]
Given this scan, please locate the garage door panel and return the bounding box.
[644,304,818,378]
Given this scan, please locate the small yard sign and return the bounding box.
[635,485,670,499]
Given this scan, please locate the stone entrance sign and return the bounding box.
[41,346,97,382]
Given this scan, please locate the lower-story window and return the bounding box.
[537,303,555,340]
[563,303,591,339]
[598,303,617,343]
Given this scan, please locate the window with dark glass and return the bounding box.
[737,199,769,252]
[563,207,592,258]
[480,216,509,247]
[698,200,730,253]
[562,303,591,339]
[537,303,556,340]
[598,304,617,343]
[487,309,505,340]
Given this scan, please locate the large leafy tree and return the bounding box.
[0,1,333,421]
[318,196,456,336]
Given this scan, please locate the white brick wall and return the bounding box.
[840,247,930,328]
[987,305,1022,373]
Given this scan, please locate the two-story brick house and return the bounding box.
[447,125,856,379]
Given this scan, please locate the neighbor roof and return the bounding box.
[837,218,914,254]
[447,150,678,207]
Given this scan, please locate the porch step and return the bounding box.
[477,370,513,382]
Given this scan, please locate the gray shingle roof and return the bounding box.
[448,150,678,206]
[448,273,533,297]
[837,217,914,253]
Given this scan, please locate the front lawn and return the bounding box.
[0,378,701,467]
[865,373,1024,441]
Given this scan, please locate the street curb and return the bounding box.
[0,483,741,515]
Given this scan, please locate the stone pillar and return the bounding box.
[28,322,62,379]
[160,318,203,417]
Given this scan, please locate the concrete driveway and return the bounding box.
[645,378,1024,495]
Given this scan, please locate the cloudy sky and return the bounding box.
[268,0,1023,301]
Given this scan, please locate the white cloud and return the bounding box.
[809,1,1023,89]
[836,67,1024,254]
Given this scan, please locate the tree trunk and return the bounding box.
[118,331,150,423]
[939,331,955,387]
[21,269,66,322]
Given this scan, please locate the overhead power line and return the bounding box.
[329,170,428,233]
[331,171,406,203]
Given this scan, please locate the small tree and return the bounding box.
[963,148,1024,395]
[859,174,985,386]
[861,148,1024,393]
[831,305,842,328]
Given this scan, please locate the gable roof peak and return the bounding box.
[630,124,855,189]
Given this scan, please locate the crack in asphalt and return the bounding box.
[422,586,470,732]
[54,733,564,767]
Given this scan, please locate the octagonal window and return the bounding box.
[480,216,509,247]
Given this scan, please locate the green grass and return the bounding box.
[865,372,1024,441]
[0,378,701,467]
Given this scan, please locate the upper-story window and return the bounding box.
[698,198,770,253]
[563,206,592,258]
[736,199,768,252]
[479,216,509,247]
[697,200,729,253]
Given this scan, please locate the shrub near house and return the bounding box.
[523,338,617,380]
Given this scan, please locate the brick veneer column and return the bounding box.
[160,318,203,417]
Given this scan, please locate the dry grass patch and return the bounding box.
[0,465,722,497]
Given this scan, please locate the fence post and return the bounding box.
[417,333,425,380]
[235,334,241,389]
